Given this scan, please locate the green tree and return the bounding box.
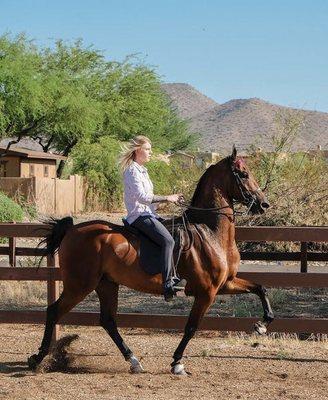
[71,136,123,209]
[0,35,103,176]
[0,34,45,149]
[0,34,197,177]
[97,61,196,151]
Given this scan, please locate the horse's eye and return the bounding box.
[240,172,249,179]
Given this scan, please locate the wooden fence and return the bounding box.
[0,175,85,215]
[0,223,327,340]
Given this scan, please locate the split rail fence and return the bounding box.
[0,223,327,340]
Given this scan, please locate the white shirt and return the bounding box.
[123,161,159,224]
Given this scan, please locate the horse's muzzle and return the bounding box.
[250,199,270,215]
[261,201,270,210]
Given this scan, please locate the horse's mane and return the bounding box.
[190,156,230,205]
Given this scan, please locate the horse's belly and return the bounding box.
[102,241,163,295]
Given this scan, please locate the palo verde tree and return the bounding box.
[0,34,196,177]
[0,34,46,149]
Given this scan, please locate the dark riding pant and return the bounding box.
[131,215,176,289]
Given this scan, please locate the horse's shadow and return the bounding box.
[1,353,326,377]
[189,354,328,363]
[0,361,29,377]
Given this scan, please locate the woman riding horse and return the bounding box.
[119,135,186,301]
[28,146,274,376]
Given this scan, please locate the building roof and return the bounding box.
[0,146,67,161]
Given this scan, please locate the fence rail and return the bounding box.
[0,223,327,338]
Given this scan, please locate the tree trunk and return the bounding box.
[56,140,77,178]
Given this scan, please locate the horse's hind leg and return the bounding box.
[28,289,91,369]
[219,277,274,334]
[95,277,143,373]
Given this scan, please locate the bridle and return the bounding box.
[169,162,261,257]
[179,162,261,217]
[231,166,262,215]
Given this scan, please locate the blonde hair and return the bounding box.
[118,135,151,171]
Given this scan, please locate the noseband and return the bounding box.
[231,167,261,213]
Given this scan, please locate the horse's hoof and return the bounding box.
[27,354,41,370]
[130,363,144,374]
[129,356,144,374]
[254,321,267,335]
[171,363,188,376]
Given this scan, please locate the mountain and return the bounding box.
[0,137,44,152]
[161,83,328,153]
[162,83,217,120]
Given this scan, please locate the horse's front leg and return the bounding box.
[171,290,216,375]
[219,277,274,334]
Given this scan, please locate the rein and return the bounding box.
[168,165,260,253]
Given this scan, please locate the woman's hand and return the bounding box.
[166,194,184,204]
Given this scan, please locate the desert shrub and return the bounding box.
[0,192,24,222]
[236,109,328,251]
[12,192,37,220]
[239,151,328,227]
[147,158,203,202]
[71,136,123,210]
[237,151,328,252]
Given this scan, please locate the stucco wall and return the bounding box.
[20,158,57,178]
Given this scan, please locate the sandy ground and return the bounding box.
[1,213,327,398]
[0,324,327,400]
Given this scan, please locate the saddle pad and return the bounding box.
[121,221,182,276]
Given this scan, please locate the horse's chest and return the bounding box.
[187,238,227,272]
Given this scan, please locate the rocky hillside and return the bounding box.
[162,83,328,153]
[162,83,217,119]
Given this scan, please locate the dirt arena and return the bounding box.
[0,324,327,400]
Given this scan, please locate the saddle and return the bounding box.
[121,218,187,276]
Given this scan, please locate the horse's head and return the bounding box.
[228,146,270,214]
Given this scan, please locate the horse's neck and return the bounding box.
[186,168,235,233]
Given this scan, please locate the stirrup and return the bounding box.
[172,279,186,291]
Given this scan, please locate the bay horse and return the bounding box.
[28,147,274,375]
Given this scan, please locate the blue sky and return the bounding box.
[1,0,328,111]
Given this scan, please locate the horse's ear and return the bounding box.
[231,145,237,161]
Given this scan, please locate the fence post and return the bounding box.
[47,253,60,342]
[9,221,16,267]
[300,242,308,273]
[54,178,57,214]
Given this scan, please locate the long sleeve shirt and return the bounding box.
[123,161,159,224]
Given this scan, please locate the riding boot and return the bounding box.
[163,279,187,302]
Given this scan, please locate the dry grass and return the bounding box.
[1,280,327,320]
[0,281,47,308]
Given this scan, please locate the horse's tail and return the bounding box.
[37,217,74,265]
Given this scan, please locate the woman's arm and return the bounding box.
[152,194,183,204]
[151,195,168,203]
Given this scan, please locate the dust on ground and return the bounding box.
[0,324,327,400]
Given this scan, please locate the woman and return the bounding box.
[119,135,185,301]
